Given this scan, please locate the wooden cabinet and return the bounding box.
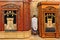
[0,0,31,31]
[37,2,60,38]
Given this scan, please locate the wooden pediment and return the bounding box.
[1,4,20,9]
[43,6,57,11]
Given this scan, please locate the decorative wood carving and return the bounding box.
[43,6,56,11]
[0,0,31,31]
[1,4,20,9]
[38,2,60,38]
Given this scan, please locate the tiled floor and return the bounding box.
[0,31,31,38]
[0,35,60,40]
[0,31,60,40]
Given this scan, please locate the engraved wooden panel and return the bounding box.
[0,2,24,31]
[23,2,31,31]
[17,2,24,31]
[37,2,60,38]
[57,8,60,37]
[0,0,31,31]
[0,7,4,31]
[45,33,56,38]
[38,6,43,37]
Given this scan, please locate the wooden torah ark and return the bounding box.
[37,2,60,38]
[0,0,31,31]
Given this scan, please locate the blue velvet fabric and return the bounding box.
[45,28,55,32]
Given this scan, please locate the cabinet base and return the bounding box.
[0,30,31,38]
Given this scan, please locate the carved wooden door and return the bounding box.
[1,3,21,31]
[0,1,31,31]
[38,5,59,38]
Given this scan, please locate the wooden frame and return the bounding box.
[0,0,31,31]
[37,2,60,38]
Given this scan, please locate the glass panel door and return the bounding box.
[45,13,55,32]
[4,10,17,31]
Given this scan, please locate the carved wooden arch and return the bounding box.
[43,6,57,11]
[1,3,20,9]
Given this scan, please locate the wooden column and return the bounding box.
[23,2,31,31]
[17,2,24,31]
